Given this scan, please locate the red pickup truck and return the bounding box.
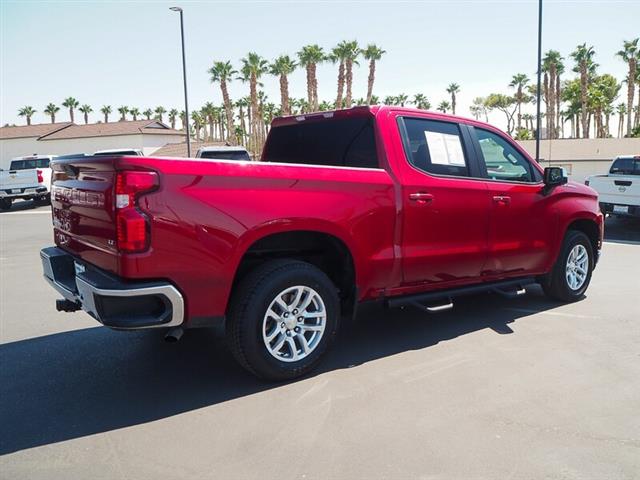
[41,106,603,380]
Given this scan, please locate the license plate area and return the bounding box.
[613,205,628,214]
[11,189,21,194]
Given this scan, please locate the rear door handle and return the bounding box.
[493,195,511,205]
[409,192,434,204]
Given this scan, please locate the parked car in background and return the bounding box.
[196,146,252,161]
[41,106,603,380]
[586,155,640,218]
[93,148,143,156]
[0,155,52,210]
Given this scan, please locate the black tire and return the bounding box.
[0,198,12,211]
[541,230,594,302]
[226,259,340,381]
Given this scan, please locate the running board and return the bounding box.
[387,277,536,312]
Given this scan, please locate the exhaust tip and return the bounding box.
[164,326,183,343]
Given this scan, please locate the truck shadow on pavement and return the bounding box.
[603,216,640,244]
[0,286,572,455]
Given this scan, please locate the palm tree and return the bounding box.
[542,50,563,139]
[168,108,179,130]
[18,106,36,125]
[437,101,451,113]
[509,74,530,129]
[154,106,166,122]
[78,104,93,124]
[235,98,249,140]
[446,83,460,115]
[202,102,216,140]
[44,103,60,123]
[241,52,269,153]
[522,113,535,132]
[616,38,639,136]
[62,97,79,123]
[396,93,409,107]
[297,44,325,111]
[117,106,128,122]
[363,44,385,105]
[412,93,431,110]
[571,44,597,138]
[209,60,237,143]
[270,55,296,115]
[330,42,348,109]
[143,108,153,121]
[191,111,203,142]
[100,105,112,123]
[343,40,360,108]
[129,107,141,121]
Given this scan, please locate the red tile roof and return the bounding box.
[39,120,185,141]
[0,122,73,140]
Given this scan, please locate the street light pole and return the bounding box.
[535,0,543,163]
[170,6,191,157]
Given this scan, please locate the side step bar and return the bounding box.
[387,277,536,312]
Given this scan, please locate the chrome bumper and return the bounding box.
[40,247,184,329]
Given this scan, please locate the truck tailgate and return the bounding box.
[51,157,118,272]
[590,175,640,206]
[0,169,38,189]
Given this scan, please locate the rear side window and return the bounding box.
[262,117,379,168]
[401,117,470,177]
[610,158,640,175]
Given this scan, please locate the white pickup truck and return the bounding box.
[586,155,640,218]
[0,156,52,211]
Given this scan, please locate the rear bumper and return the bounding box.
[0,186,47,199]
[599,202,640,218]
[40,246,184,329]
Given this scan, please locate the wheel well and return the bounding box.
[567,218,600,254]
[233,231,357,314]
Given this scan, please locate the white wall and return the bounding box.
[1,133,182,169]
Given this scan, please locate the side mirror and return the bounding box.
[543,167,568,187]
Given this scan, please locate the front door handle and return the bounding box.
[493,195,511,205]
[409,192,434,204]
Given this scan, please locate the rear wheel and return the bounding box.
[0,198,12,211]
[541,230,594,302]
[226,259,340,381]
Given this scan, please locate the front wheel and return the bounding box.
[226,259,340,381]
[541,230,594,302]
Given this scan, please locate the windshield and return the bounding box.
[610,158,640,175]
[9,158,50,170]
[199,151,251,161]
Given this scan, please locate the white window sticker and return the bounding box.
[424,131,465,166]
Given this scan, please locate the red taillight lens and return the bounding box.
[115,171,158,253]
[37,169,43,183]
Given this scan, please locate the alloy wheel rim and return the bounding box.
[262,286,326,363]
[565,244,588,291]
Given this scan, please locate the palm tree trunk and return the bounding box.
[249,74,259,155]
[311,63,319,111]
[50,114,55,123]
[543,73,550,137]
[280,74,291,115]
[305,65,313,110]
[220,80,236,145]
[345,59,353,108]
[580,66,589,138]
[626,60,637,135]
[69,109,74,123]
[104,113,108,123]
[336,61,345,109]
[555,74,561,138]
[366,59,376,105]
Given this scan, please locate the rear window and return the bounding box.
[610,158,640,175]
[200,150,251,161]
[10,158,50,170]
[262,117,379,169]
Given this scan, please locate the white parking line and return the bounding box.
[502,307,599,319]
[0,210,51,215]
[603,240,640,246]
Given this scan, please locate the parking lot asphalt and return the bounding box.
[1,201,639,480]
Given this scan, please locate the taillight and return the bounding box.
[37,169,43,183]
[115,171,158,253]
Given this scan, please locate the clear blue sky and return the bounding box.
[1,0,638,129]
